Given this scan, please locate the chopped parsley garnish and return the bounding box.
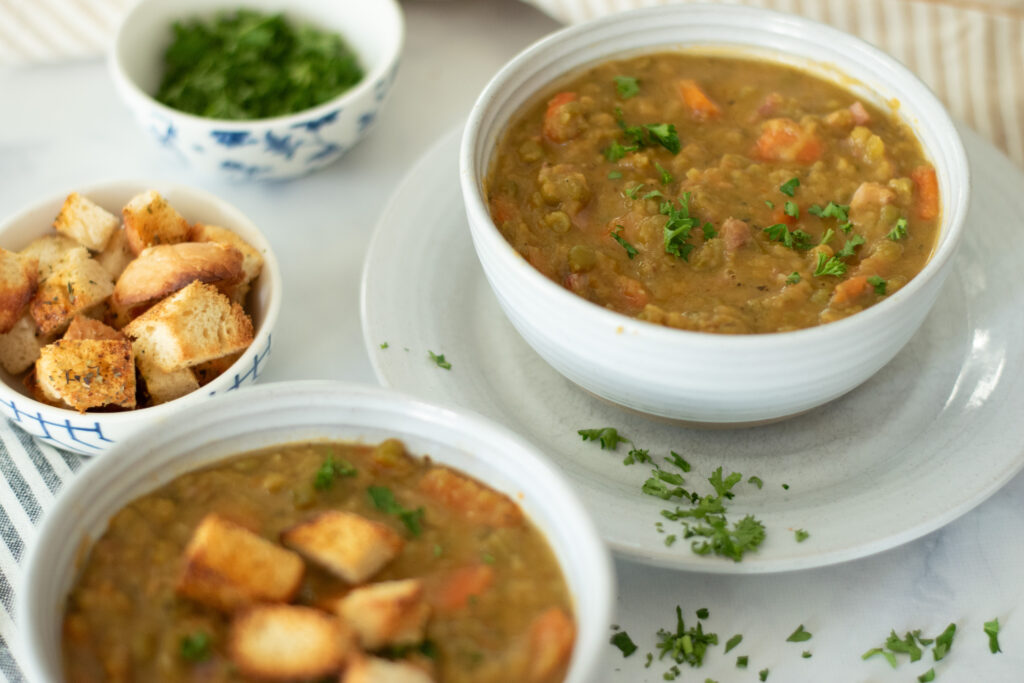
[763,223,813,250]
[747,475,764,489]
[642,190,664,200]
[780,178,800,196]
[655,161,674,185]
[643,470,691,501]
[614,75,640,99]
[608,170,623,179]
[794,529,810,542]
[813,253,847,277]
[624,447,652,465]
[578,427,629,450]
[787,625,812,642]
[724,634,743,653]
[645,123,681,154]
[613,108,681,154]
[784,201,799,218]
[802,651,812,658]
[656,606,719,668]
[835,234,865,260]
[379,342,389,349]
[863,625,955,669]
[819,228,834,246]
[702,222,717,240]
[737,656,748,668]
[611,225,639,259]
[665,534,677,546]
[610,630,638,657]
[782,483,790,490]
[919,669,936,682]
[709,466,742,499]
[933,623,956,661]
[984,618,1001,654]
[428,351,451,370]
[662,193,699,260]
[180,631,211,662]
[604,140,635,162]
[785,272,801,285]
[313,454,357,490]
[433,543,443,557]
[367,485,425,537]
[809,201,853,232]
[625,183,645,199]
[765,200,775,209]
[156,10,364,120]
[667,451,691,472]
[887,217,909,241]
[862,647,898,668]
[696,608,710,619]
[759,668,770,681]
[867,275,887,296]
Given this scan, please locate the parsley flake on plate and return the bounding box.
[724,634,743,654]
[794,529,810,542]
[918,668,936,682]
[736,655,748,668]
[747,475,764,489]
[428,351,451,370]
[624,447,652,465]
[787,624,813,642]
[759,668,770,681]
[610,630,638,657]
[578,427,629,450]
[657,606,719,668]
[984,618,1001,654]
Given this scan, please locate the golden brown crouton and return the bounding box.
[192,350,242,386]
[281,511,404,584]
[19,234,80,281]
[333,579,430,650]
[418,467,523,528]
[525,607,576,683]
[34,339,135,412]
[122,190,190,255]
[62,315,123,342]
[53,192,118,251]
[123,281,253,372]
[113,242,243,309]
[0,314,41,374]
[342,655,436,683]
[0,248,38,334]
[229,604,353,680]
[134,354,198,405]
[94,228,133,280]
[191,223,264,285]
[177,514,304,612]
[29,249,114,337]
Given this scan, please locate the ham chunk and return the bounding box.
[849,101,871,125]
[720,218,751,251]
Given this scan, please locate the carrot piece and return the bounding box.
[911,166,940,220]
[755,118,823,164]
[772,207,796,227]
[677,79,721,120]
[429,564,495,613]
[526,607,576,682]
[489,195,517,225]
[831,275,869,306]
[419,467,522,528]
[543,92,579,143]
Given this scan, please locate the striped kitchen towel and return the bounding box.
[0,0,132,65]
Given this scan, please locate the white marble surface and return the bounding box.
[0,0,1021,681]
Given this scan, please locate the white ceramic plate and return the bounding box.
[361,124,1024,573]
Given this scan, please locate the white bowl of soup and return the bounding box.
[460,4,969,424]
[18,381,613,683]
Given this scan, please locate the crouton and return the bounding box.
[191,223,264,285]
[63,315,123,341]
[342,656,435,683]
[0,248,38,334]
[23,369,61,407]
[177,513,304,612]
[229,604,353,680]
[192,350,242,386]
[135,354,198,405]
[122,190,190,255]
[34,339,135,411]
[124,281,253,372]
[280,511,404,584]
[333,579,430,650]
[30,249,114,336]
[94,229,133,280]
[113,242,243,309]
[0,315,41,374]
[418,467,523,528]
[525,607,576,683]
[53,192,118,251]
[20,234,80,281]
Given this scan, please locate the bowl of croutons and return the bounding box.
[0,181,280,454]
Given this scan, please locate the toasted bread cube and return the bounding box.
[334,579,430,650]
[177,513,304,612]
[53,192,118,251]
[0,249,38,334]
[0,314,41,374]
[122,190,190,255]
[35,339,135,411]
[526,607,576,682]
[191,223,264,285]
[30,250,114,337]
[192,350,242,387]
[230,604,353,680]
[20,234,80,281]
[94,229,133,280]
[281,511,404,584]
[135,353,198,405]
[63,315,123,342]
[113,242,243,309]
[418,467,522,528]
[124,281,253,372]
[342,656,435,683]
[23,368,62,407]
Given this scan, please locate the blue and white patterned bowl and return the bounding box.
[0,181,281,455]
[109,0,404,181]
